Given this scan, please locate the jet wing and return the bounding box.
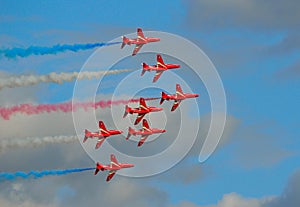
[138,135,149,147]
[139,97,148,110]
[176,84,185,98]
[95,138,105,149]
[110,154,120,168]
[171,100,181,112]
[157,54,167,68]
[106,170,116,182]
[142,119,151,132]
[153,71,164,83]
[99,121,110,136]
[134,113,146,125]
[132,44,143,56]
[137,28,146,40]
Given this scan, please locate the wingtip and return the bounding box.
[95,143,101,149]
[134,118,141,125]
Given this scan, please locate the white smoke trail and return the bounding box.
[0,69,133,90]
[0,135,78,153]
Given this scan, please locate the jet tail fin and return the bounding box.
[95,162,103,175]
[141,63,148,76]
[126,127,135,140]
[142,62,149,69]
[160,91,168,105]
[123,105,129,118]
[83,129,90,142]
[121,36,130,49]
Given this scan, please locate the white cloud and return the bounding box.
[207,193,272,207]
[170,193,274,207]
[185,0,300,31]
[229,123,292,169]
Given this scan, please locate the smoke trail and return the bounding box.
[0,42,121,59]
[0,135,78,153]
[0,69,133,90]
[0,97,159,120]
[0,167,94,181]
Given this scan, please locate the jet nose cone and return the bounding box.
[127,164,134,168]
[162,130,166,133]
[195,94,199,97]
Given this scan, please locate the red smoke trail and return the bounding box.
[0,98,158,120]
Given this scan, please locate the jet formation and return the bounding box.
[83,28,199,181]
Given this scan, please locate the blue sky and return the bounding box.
[0,0,299,207]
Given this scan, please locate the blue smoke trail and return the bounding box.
[0,167,94,181]
[0,42,121,59]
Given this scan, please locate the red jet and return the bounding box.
[126,119,166,147]
[141,54,181,83]
[121,28,160,56]
[84,121,123,149]
[160,84,199,111]
[94,154,134,182]
[123,97,163,125]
